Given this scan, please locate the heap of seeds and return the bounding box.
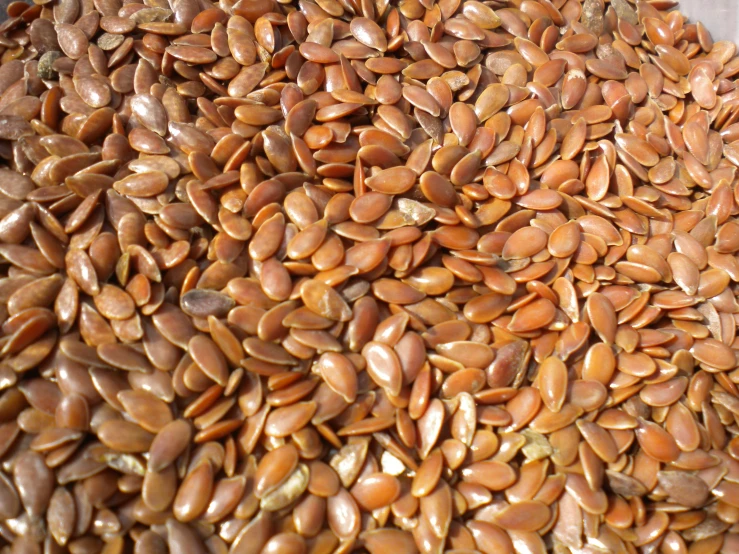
[0,0,738,551]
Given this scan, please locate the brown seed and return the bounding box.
[350,17,387,52]
[461,461,517,490]
[692,338,737,370]
[351,473,400,510]
[98,420,154,453]
[173,461,214,522]
[362,529,418,554]
[119,389,173,433]
[365,167,417,195]
[362,341,403,397]
[47,486,75,546]
[327,488,360,539]
[657,471,709,508]
[317,352,358,403]
[467,520,514,553]
[548,221,581,258]
[502,227,548,260]
[586,293,617,345]
[412,449,444,498]
[475,83,509,121]
[255,443,299,499]
[538,357,567,412]
[300,279,352,322]
[635,419,680,463]
[264,402,316,437]
[492,500,551,532]
[576,420,618,463]
[13,451,54,517]
[56,23,89,60]
[148,420,192,472]
[509,298,556,333]
[189,335,229,386]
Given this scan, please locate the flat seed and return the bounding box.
[300,279,352,322]
[254,443,299,499]
[114,171,169,197]
[98,420,154,453]
[365,167,417,195]
[461,461,517,491]
[538,357,567,412]
[509,298,556,333]
[148,420,192,472]
[189,335,229,386]
[657,471,709,508]
[118,390,173,433]
[14,451,54,517]
[362,341,403,397]
[264,402,316,437]
[317,352,357,403]
[173,461,213,522]
[350,17,387,52]
[93,284,135,320]
[350,473,400,510]
[492,500,551,532]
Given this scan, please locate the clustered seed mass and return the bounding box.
[0,0,737,552]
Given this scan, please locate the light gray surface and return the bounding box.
[0,0,11,20]
[677,0,739,42]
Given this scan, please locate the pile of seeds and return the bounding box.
[0,0,739,551]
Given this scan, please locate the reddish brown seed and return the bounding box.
[173,461,213,522]
[467,520,514,553]
[327,488,361,539]
[14,451,54,517]
[98,420,154,453]
[254,443,299,499]
[365,167,417,195]
[502,227,548,260]
[317,352,358,403]
[351,473,400,510]
[264,402,317,437]
[118,390,173,433]
[362,341,403,397]
[148,420,192,472]
[189,335,229,386]
[301,279,353,322]
[361,529,418,554]
[461,461,517,490]
[492,500,551,532]
[350,17,387,52]
[587,293,617,345]
[692,338,737,370]
[538,357,567,412]
[635,419,680,463]
[548,221,581,258]
[412,449,444,497]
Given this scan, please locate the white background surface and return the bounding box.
[678,0,739,42]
